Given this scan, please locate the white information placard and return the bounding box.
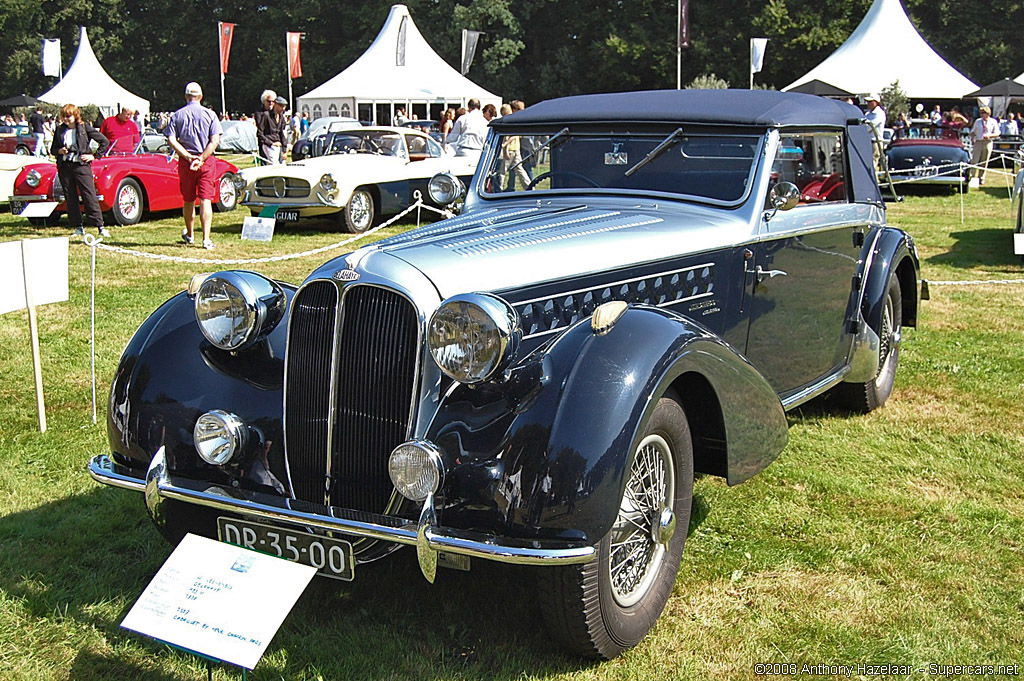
[241,216,276,242]
[1014,232,1024,255]
[0,237,69,316]
[121,533,316,670]
[18,201,59,218]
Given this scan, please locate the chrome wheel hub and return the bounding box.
[118,185,139,220]
[350,192,371,228]
[609,433,675,607]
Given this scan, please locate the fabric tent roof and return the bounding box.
[38,27,149,116]
[299,4,499,106]
[783,0,977,99]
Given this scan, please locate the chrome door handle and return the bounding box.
[756,266,788,280]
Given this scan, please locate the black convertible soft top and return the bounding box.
[495,89,864,129]
[494,89,882,205]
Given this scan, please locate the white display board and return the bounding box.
[241,216,276,242]
[1014,232,1024,255]
[18,201,59,218]
[121,533,316,670]
[0,237,69,315]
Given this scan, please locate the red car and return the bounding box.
[10,134,239,225]
[0,124,37,155]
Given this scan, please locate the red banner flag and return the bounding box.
[679,0,690,49]
[287,32,302,79]
[219,22,235,74]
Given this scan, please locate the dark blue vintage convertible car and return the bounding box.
[90,90,918,659]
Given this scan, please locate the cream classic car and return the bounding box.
[237,126,478,232]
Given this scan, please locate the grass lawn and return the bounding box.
[0,176,1022,680]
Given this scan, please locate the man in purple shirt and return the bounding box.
[166,81,222,249]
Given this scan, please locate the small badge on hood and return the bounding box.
[333,269,360,282]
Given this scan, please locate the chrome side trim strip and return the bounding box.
[779,366,850,410]
[88,453,594,567]
[515,262,716,307]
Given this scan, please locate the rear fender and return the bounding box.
[429,305,787,545]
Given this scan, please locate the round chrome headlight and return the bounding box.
[232,174,247,191]
[388,440,445,501]
[319,173,336,191]
[25,169,42,188]
[194,410,247,465]
[428,172,465,206]
[195,271,286,351]
[428,293,519,384]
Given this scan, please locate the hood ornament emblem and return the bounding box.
[333,269,360,282]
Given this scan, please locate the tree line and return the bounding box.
[1,0,1021,113]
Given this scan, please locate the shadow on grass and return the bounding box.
[925,227,1022,271]
[0,486,610,678]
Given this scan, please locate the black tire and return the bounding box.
[343,187,375,233]
[538,392,694,659]
[112,178,144,225]
[15,145,30,156]
[837,274,903,412]
[215,172,239,212]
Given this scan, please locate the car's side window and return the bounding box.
[406,134,429,161]
[425,136,443,158]
[771,132,847,204]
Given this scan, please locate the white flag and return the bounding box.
[750,38,768,74]
[461,29,481,76]
[42,39,61,78]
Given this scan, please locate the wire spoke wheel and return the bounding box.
[118,183,140,222]
[609,433,674,607]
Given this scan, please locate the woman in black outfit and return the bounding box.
[50,104,110,237]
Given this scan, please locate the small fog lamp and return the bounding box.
[388,440,445,502]
[194,410,247,465]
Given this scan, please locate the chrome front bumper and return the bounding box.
[88,450,595,580]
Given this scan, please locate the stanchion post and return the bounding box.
[960,162,965,225]
[90,236,98,424]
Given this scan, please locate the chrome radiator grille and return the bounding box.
[255,177,310,199]
[284,281,419,512]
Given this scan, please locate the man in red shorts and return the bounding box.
[165,82,222,249]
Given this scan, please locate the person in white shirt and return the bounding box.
[864,94,886,171]
[448,98,489,162]
[970,106,1000,185]
[999,112,1019,137]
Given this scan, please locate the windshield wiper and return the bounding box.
[509,126,570,174]
[624,127,684,177]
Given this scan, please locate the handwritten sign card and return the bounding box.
[121,533,316,670]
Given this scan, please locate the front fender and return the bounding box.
[107,287,293,494]
[429,305,787,545]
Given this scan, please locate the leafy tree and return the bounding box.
[880,81,909,123]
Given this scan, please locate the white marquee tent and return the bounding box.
[298,4,500,125]
[39,27,149,117]
[783,0,977,100]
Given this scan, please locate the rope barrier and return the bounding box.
[925,278,1024,286]
[80,198,453,267]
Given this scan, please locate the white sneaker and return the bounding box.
[99,227,111,237]
[181,229,194,245]
[203,239,215,250]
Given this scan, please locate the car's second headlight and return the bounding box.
[195,271,286,351]
[319,173,336,191]
[25,170,41,188]
[428,293,519,384]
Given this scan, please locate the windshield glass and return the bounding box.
[325,130,406,159]
[481,130,762,204]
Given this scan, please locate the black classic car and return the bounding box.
[89,90,919,659]
[885,133,970,192]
